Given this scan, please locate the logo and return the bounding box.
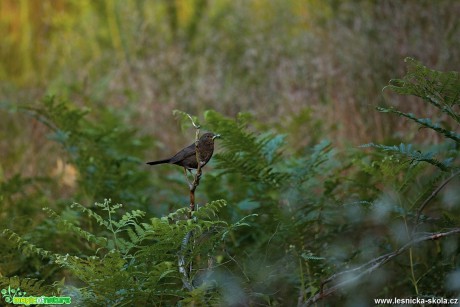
[1,286,71,305]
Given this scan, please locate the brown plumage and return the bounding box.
[146,132,219,170]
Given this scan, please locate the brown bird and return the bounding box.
[146,132,219,170]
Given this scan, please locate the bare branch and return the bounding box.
[189,123,202,215]
[413,170,460,233]
[180,113,202,290]
[186,113,201,129]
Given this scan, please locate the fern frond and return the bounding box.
[376,107,460,144]
[286,140,334,184]
[361,143,452,171]
[20,95,89,134]
[0,276,55,296]
[204,110,290,186]
[385,57,460,123]
[162,207,190,222]
[70,202,110,228]
[193,199,227,220]
[43,207,108,247]
[2,230,54,259]
[221,213,257,241]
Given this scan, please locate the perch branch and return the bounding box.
[189,127,202,216]
[179,113,203,290]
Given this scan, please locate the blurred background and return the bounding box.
[1,1,460,305]
[2,0,459,177]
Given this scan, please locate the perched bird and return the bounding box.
[146,132,219,170]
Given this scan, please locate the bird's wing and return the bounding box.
[169,143,196,164]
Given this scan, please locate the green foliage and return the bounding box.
[387,58,460,118]
[2,229,54,260]
[336,59,460,304]
[0,95,156,296]
[199,110,341,303]
[3,199,251,305]
[195,59,460,305]
[205,110,290,187]
[23,96,153,208]
[367,58,459,174]
[361,142,453,172]
[2,59,460,306]
[0,181,61,289]
[1,0,460,304]
[382,57,460,142]
[0,276,56,297]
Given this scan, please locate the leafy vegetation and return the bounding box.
[1,1,460,306]
[1,58,459,305]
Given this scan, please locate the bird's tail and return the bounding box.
[146,159,170,165]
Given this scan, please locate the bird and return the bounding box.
[146,132,219,170]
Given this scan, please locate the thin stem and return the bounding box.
[107,207,119,251]
[403,216,418,294]
[413,170,460,233]
[180,113,202,290]
[409,247,419,295]
[188,126,205,215]
[186,113,200,129]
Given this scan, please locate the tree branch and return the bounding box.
[189,124,202,215]
[179,112,203,290]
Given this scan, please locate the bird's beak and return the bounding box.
[212,134,221,140]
